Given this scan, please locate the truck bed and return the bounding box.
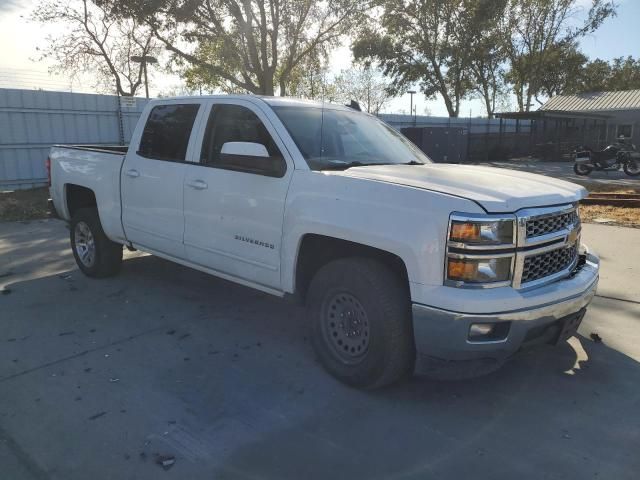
[49,144,128,243]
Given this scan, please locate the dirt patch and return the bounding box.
[580,185,640,195]
[581,204,640,228]
[579,187,640,228]
[0,187,50,222]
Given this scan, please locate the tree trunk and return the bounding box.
[442,93,457,117]
[260,71,275,96]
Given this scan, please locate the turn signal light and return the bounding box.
[447,259,478,281]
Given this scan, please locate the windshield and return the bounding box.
[272,106,431,170]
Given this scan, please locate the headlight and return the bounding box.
[445,213,516,288]
[447,255,513,284]
[449,218,515,246]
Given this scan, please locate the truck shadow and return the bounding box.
[212,333,640,480]
[2,252,639,480]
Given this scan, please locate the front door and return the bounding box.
[121,101,202,257]
[183,100,293,290]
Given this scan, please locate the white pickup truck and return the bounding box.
[48,95,599,388]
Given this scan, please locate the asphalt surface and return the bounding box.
[483,160,640,189]
[1,219,639,480]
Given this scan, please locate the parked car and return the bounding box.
[48,95,599,388]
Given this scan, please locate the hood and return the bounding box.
[337,164,587,212]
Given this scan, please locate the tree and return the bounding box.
[576,59,612,93]
[460,1,509,117]
[535,42,588,101]
[332,67,393,114]
[101,0,366,96]
[353,0,506,117]
[605,56,640,91]
[502,0,616,111]
[32,0,160,96]
[564,56,640,94]
[285,54,338,101]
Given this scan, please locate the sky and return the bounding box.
[0,0,638,117]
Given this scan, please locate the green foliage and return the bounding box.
[101,0,366,96]
[502,0,616,110]
[353,0,508,117]
[567,56,640,94]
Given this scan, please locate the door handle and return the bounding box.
[186,179,208,190]
[125,169,140,178]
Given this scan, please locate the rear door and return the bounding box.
[121,101,203,257]
[183,99,293,290]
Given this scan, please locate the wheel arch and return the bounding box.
[293,233,410,302]
[65,184,97,219]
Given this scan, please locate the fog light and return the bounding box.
[468,322,510,342]
[469,323,495,337]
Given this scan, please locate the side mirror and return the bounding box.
[221,142,269,158]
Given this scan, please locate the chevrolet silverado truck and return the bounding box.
[48,95,599,388]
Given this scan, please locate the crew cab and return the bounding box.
[48,95,599,388]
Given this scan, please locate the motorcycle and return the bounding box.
[573,139,640,177]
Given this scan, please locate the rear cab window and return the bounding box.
[139,104,200,161]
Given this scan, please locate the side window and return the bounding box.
[200,104,285,177]
[139,104,200,161]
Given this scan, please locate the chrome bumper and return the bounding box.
[412,253,599,364]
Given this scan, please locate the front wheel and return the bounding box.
[623,159,640,176]
[70,208,123,278]
[573,163,593,176]
[306,258,415,389]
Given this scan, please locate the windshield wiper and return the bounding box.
[321,161,384,171]
[320,160,424,171]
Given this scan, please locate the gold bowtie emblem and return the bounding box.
[568,229,579,244]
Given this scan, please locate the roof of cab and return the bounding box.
[156,94,353,111]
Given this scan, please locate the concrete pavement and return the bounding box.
[0,219,639,480]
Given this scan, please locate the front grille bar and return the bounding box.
[512,204,580,289]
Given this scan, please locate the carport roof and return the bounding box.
[541,89,640,112]
[495,110,611,120]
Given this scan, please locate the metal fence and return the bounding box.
[379,114,532,135]
[381,114,533,162]
[0,88,150,190]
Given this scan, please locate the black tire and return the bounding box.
[70,208,122,278]
[573,163,592,176]
[307,257,415,389]
[623,159,640,176]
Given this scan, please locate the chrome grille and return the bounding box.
[526,210,578,238]
[522,244,578,284]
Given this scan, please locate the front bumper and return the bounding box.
[412,252,599,365]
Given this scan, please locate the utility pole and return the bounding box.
[131,55,158,98]
[408,90,416,124]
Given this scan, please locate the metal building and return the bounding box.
[0,89,149,190]
[541,89,640,147]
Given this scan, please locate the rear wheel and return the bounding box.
[573,163,592,176]
[623,159,640,176]
[307,257,415,389]
[70,208,122,278]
